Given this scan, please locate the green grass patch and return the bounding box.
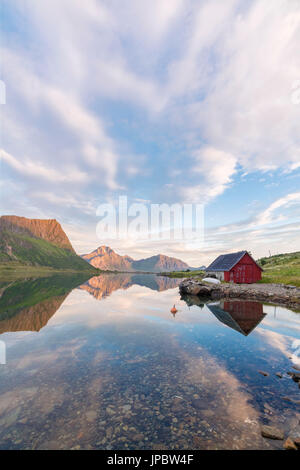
[159,270,205,278]
[257,251,300,287]
[0,230,98,273]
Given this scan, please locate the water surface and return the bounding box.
[0,273,299,450]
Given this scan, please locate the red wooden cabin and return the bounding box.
[205,251,263,284]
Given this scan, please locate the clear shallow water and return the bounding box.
[0,273,299,450]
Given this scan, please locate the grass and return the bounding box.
[159,270,205,278]
[257,251,300,287]
[0,262,100,281]
[0,230,98,275]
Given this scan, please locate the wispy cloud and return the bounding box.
[0,149,88,183]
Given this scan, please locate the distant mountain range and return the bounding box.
[0,215,96,272]
[81,245,191,273]
[0,215,196,274]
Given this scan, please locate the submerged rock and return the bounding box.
[261,425,284,440]
[283,437,298,450]
[293,437,300,449]
[258,371,269,377]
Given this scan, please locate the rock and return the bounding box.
[201,409,214,418]
[261,425,284,440]
[282,396,293,402]
[292,365,300,371]
[193,436,204,449]
[38,440,61,450]
[152,443,168,450]
[258,370,269,377]
[276,373,283,379]
[186,285,202,295]
[293,437,300,448]
[122,404,132,412]
[283,437,298,450]
[185,285,211,296]
[191,399,206,410]
[287,372,300,382]
[85,410,97,422]
[179,281,212,297]
[132,433,144,442]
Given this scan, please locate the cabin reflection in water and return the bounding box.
[206,300,266,336]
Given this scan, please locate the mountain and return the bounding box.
[81,246,190,273]
[81,246,133,271]
[131,254,189,273]
[0,215,96,272]
[190,265,206,271]
[0,215,74,251]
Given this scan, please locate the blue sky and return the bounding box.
[0,0,300,265]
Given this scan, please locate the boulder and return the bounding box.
[261,425,284,440]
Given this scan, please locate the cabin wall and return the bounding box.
[206,271,224,281]
[227,253,262,284]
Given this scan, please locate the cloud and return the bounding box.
[182,147,237,202]
[0,47,133,191]
[0,149,88,183]
[174,0,300,173]
[45,88,121,189]
[256,192,300,225]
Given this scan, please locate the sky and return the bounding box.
[0,0,300,266]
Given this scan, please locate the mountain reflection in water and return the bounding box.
[0,273,180,334]
[79,273,181,300]
[0,273,92,334]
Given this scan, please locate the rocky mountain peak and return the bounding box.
[82,246,190,272]
[0,215,75,252]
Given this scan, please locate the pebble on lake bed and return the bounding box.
[283,437,298,450]
[261,425,284,440]
[258,371,269,377]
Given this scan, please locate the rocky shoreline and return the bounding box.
[179,279,300,311]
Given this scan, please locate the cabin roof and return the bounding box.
[205,250,262,272]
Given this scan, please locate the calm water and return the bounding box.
[0,273,299,450]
